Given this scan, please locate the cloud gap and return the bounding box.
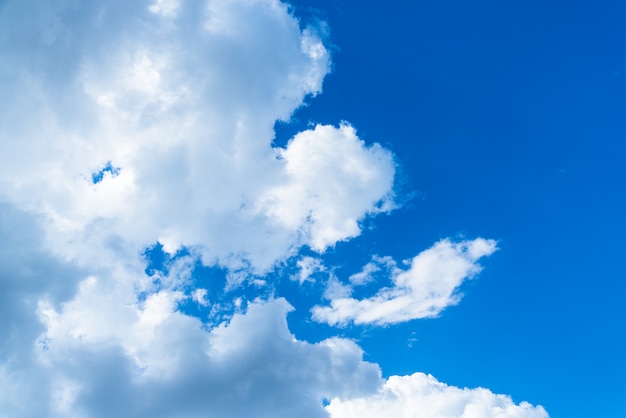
[91,161,120,184]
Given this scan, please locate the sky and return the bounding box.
[0,0,624,417]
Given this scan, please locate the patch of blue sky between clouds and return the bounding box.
[91,161,121,184]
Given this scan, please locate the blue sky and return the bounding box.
[0,0,624,417]
[284,1,626,416]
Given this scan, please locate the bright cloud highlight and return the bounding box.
[258,123,395,252]
[326,372,549,418]
[0,0,394,276]
[312,238,498,326]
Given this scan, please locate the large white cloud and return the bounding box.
[312,238,498,326]
[34,295,382,418]
[0,0,548,417]
[326,372,549,418]
[0,1,391,415]
[0,203,382,416]
[0,0,393,276]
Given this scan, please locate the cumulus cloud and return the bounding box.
[326,372,549,418]
[0,1,393,415]
[0,0,546,416]
[0,202,88,417]
[257,123,395,252]
[0,205,382,417]
[29,297,381,418]
[0,0,394,276]
[312,238,498,326]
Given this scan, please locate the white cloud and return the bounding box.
[293,256,326,284]
[149,0,181,17]
[348,255,396,286]
[312,238,498,326]
[0,2,393,415]
[0,0,394,277]
[33,295,382,418]
[326,372,549,418]
[191,288,209,306]
[0,1,546,417]
[257,123,396,252]
[3,208,386,418]
[0,202,86,417]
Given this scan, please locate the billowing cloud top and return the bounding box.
[1,0,392,274]
[327,372,549,418]
[0,0,548,417]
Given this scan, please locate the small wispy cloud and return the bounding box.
[312,238,498,326]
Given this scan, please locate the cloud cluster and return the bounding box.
[0,0,548,416]
[0,1,392,415]
[0,202,382,417]
[326,372,549,418]
[0,0,393,275]
[313,238,498,326]
[36,297,382,418]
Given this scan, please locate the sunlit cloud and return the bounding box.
[0,0,547,416]
[313,238,498,326]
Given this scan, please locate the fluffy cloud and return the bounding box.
[31,296,381,418]
[0,203,381,417]
[0,1,392,415]
[258,123,395,252]
[0,202,85,417]
[0,0,393,276]
[0,187,389,417]
[326,372,549,418]
[312,238,498,326]
[0,0,547,417]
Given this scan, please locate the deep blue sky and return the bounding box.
[279,1,626,417]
